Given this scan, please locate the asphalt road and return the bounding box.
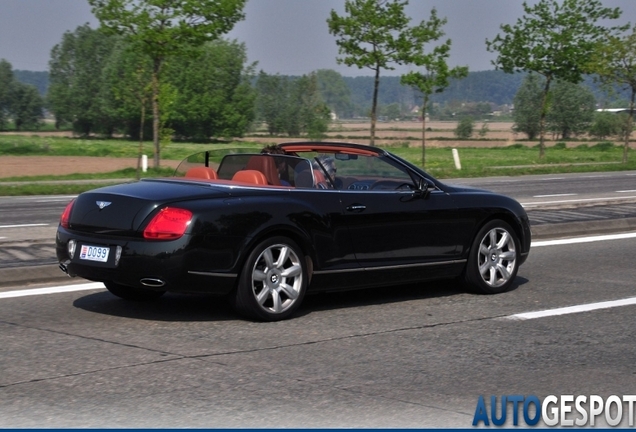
[448,170,636,207]
[1,172,636,427]
[1,234,635,427]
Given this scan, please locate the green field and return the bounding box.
[0,135,634,196]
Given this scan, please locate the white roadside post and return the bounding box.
[142,155,148,173]
[452,148,461,170]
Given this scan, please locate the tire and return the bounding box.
[104,281,165,301]
[464,220,520,294]
[233,236,308,321]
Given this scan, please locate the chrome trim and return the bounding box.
[140,278,166,288]
[188,271,238,278]
[313,259,467,275]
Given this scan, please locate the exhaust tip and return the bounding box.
[59,261,75,277]
[140,278,166,288]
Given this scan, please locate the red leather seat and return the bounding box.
[185,167,218,179]
[232,170,268,185]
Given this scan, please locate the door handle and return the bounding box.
[346,205,366,212]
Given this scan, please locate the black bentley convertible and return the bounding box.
[56,142,531,321]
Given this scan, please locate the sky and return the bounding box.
[0,0,634,76]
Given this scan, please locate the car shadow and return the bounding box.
[73,291,237,322]
[73,277,528,322]
[297,276,529,317]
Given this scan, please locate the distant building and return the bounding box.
[596,108,631,114]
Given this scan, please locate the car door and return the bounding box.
[342,187,464,266]
[337,155,466,268]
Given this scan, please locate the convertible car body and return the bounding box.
[56,142,531,321]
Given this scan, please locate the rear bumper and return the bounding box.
[56,227,238,295]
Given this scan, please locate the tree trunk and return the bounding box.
[370,67,380,146]
[538,76,552,160]
[151,59,161,169]
[624,89,635,164]
[137,101,146,180]
[421,95,428,168]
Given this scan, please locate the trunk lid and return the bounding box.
[68,179,229,234]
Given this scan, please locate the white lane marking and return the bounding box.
[540,177,565,181]
[17,195,77,201]
[512,232,636,320]
[0,237,5,240]
[616,190,636,193]
[0,223,49,229]
[532,193,577,198]
[521,195,636,207]
[35,199,74,203]
[0,283,105,299]
[506,297,636,320]
[532,232,636,247]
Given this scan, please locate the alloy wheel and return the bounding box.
[477,227,517,288]
[251,243,303,314]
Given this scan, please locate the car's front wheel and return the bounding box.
[464,220,519,294]
[104,281,165,301]
[233,236,308,321]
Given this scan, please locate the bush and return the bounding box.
[454,117,474,139]
[592,141,615,151]
[589,112,622,140]
[553,142,567,149]
[505,143,526,150]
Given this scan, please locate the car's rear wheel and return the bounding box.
[464,220,519,294]
[233,236,307,321]
[104,281,165,301]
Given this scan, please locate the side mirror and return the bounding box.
[416,178,432,199]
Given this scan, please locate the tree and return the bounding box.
[101,40,153,139]
[315,69,353,119]
[589,27,636,163]
[478,122,490,138]
[0,59,44,131]
[101,39,154,178]
[547,80,596,139]
[0,59,13,130]
[255,72,288,135]
[255,72,331,138]
[9,83,43,130]
[328,0,448,145]
[381,102,402,121]
[512,73,544,140]
[165,40,256,140]
[283,73,331,139]
[89,0,247,168]
[400,10,468,166]
[486,0,626,158]
[48,24,117,135]
[12,70,49,95]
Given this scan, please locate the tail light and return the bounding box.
[60,199,75,228]
[143,207,193,240]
